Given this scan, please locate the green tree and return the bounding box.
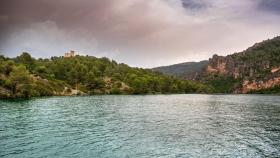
[16,52,35,69]
[8,65,32,97]
[0,60,15,75]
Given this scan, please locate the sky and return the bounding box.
[0,0,280,68]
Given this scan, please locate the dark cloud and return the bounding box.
[259,0,280,13]
[181,0,208,10]
[0,0,280,67]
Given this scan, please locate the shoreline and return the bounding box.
[1,93,279,101]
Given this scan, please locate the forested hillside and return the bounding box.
[152,61,208,78]
[0,53,211,98]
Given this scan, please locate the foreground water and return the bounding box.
[0,95,280,158]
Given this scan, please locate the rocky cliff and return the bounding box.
[204,36,280,93]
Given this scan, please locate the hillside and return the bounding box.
[0,53,211,99]
[1,37,279,98]
[152,61,208,78]
[203,36,280,93]
[152,36,280,94]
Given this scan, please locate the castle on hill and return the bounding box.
[64,50,76,58]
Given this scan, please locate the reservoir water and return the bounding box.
[0,95,280,158]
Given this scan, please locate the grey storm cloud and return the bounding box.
[181,0,209,10]
[0,0,280,67]
[259,0,280,13]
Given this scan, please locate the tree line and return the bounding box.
[0,53,212,98]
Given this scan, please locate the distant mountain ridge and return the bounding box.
[152,60,208,78]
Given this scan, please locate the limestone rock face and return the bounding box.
[241,77,280,93]
[207,55,233,75]
[201,36,280,93]
[205,53,280,93]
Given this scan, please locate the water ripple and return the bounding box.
[0,95,280,158]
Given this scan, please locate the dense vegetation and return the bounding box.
[202,75,241,93]
[232,37,280,67]
[0,53,212,99]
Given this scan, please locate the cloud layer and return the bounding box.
[1,0,280,67]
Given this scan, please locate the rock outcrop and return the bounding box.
[201,36,280,93]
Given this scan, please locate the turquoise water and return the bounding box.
[0,95,280,158]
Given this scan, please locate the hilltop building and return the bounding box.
[64,51,75,58]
